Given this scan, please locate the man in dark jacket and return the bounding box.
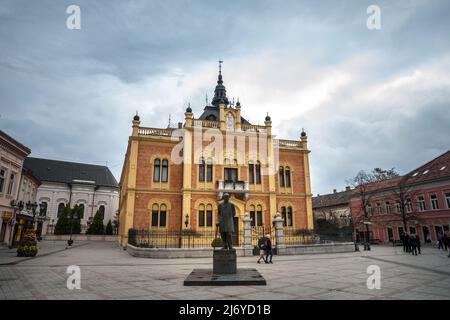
[443,233,449,251]
[410,234,418,256]
[416,234,421,254]
[403,233,410,253]
[264,234,273,264]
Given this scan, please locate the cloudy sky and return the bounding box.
[1,0,449,195]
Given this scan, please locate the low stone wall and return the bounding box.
[44,234,117,242]
[278,242,355,255]
[126,244,253,259]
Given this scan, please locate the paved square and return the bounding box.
[1,241,449,300]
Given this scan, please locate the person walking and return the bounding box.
[443,232,449,251]
[437,231,444,250]
[264,234,273,264]
[410,234,418,256]
[257,236,267,263]
[416,234,421,254]
[403,232,410,253]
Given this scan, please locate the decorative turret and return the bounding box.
[211,60,229,107]
[184,103,193,128]
[301,128,307,138]
[132,111,140,136]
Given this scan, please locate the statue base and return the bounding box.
[213,248,236,274]
[184,268,266,286]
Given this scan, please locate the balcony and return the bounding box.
[217,180,249,201]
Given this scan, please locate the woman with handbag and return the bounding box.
[257,236,267,263]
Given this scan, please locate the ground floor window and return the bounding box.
[281,206,293,227]
[249,204,263,227]
[198,204,213,228]
[151,203,167,228]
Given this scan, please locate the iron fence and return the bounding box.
[128,229,245,248]
[284,228,352,245]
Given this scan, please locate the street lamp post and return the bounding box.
[68,211,78,246]
[30,202,38,229]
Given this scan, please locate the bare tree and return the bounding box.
[390,177,424,234]
[347,170,376,250]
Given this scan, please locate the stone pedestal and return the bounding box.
[213,249,236,274]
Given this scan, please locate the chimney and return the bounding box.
[333,189,337,193]
[345,186,350,191]
[178,122,182,129]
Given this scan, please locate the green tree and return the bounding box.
[105,220,113,235]
[86,210,105,235]
[54,205,71,234]
[71,205,82,234]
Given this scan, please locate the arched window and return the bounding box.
[161,159,169,182]
[78,204,85,219]
[57,203,64,218]
[206,204,213,227]
[98,205,105,220]
[285,166,291,188]
[198,204,205,227]
[151,203,167,228]
[248,161,254,184]
[281,206,287,227]
[40,201,48,217]
[153,159,161,182]
[151,204,159,227]
[206,158,213,182]
[279,167,285,187]
[159,204,167,227]
[255,161,261,185]
[199,158,205,182]
[287,207,293,227]
[256,205,263,226]
[249,205,256,227]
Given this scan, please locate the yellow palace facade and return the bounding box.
[118,64,313,246]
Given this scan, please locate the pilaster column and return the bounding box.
[242,213,252,250]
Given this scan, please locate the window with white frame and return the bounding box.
[418,195,426,211]
[6,173,15,195]
[375,202,381,214]
[445,192,450,209]
[384,201,391,214]
[395,201,401,214]
[406,198,412,213]
[430,194,439,210]
[0,169,5,193]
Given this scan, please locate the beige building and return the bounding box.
[0,130,31,246]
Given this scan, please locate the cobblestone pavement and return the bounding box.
[0,241,449,300]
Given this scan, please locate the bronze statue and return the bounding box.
[217,193,236,250]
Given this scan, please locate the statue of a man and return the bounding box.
[217,193,236,250]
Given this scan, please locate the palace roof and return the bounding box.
[24,157,118,188]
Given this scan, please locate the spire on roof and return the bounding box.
[211,60,229,106]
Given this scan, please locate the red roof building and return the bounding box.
[350,150,450,243]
